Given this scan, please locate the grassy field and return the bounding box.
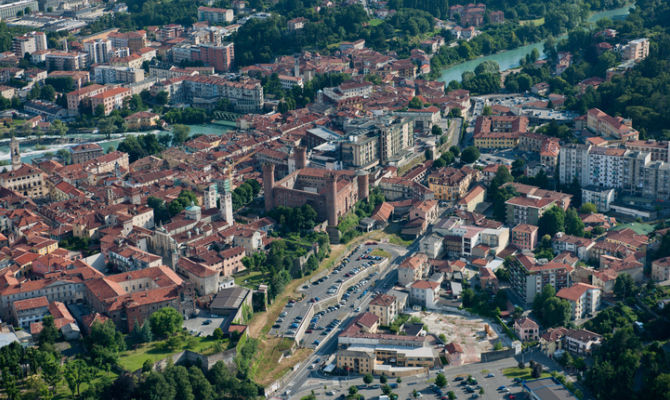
[371,248,392,258]
[502,367,551,380]
[235,270,265,289]
[519,17,545,26]
[383,223,413,246]
[368,18,384,26]
[118,335,224,372]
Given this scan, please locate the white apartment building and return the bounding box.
[12,31,46,57]
[84,39,112,65]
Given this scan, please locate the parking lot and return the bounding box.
[269,243,401,347]
[183,312,228,337]
[293,356,532,400]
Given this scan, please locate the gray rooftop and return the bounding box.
[211,287,250,312]
[523,378,576,400]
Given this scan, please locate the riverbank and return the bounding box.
[3,121,233,164]
[438,4,634,83]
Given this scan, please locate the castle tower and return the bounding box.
[10,136,20,169]
[295,146,307,170]
[263,163,275,212]
[106,187,114,205]
[294,58,300,77]
[220,191,233,226]
[325,172,338,226]
[204,183,218,210]
[357,171,369,201]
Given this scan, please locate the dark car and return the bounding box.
[202,319,212,325]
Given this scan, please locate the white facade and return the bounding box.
[581,187,615,212]
[84,39,112,65]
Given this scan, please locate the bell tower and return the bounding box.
[10,136,20,169]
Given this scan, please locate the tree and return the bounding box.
[431,124,443,136]
[213,327,224,340]
[542,297,572,328]
[51,119,68,136]
[149,307,183,338]
[363,374,374,384]
[580,202,597,214]
[512,159,526,178]
[188,366,214,400]
[538,206,565,238]
[38,315,58,346]
[40,353,62,395]
[460,146,480,163]
[649,373,670,400]
[85,320,125,368]
[408,96,423,109]
[531,363,543,378]
[382,384,392,395]
[94,104,105,117]
[380,375,387,384]
[64,359,93,398]
[447,391,456,400]
[565,208,585,237]
[533,284,556,321]
[614,274,635,299]
[137,371,175,400]
[171,124,190,145]
[435,373,447,388]
[449,146,460,156]
[142,359,153,373]
[349,386,358,396]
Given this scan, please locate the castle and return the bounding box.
[263,146,369,226]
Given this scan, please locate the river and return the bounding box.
[438,4,634,83]
[3,120,235,164]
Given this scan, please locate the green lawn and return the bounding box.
[118,335,224,372]
[383,223,413,246]
[368,18,383,26]
[502,367,551,380]
[371,248,391,258]
[235,270,265,288]
[519,17,545,26]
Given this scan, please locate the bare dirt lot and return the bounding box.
[410,310,499,364]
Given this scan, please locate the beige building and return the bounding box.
[622,38,649,61]
[457,184,485,212]
[368,294,398,326]
[397,253,428,287]
[90,87,132,115]
[176,257,219,296]
[336,345,435,376]
[1,138,46,198]
[651,256,670,282]
[556,283,601,320]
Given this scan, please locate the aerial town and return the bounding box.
[0,0,667,399]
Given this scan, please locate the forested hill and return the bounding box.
[572,0,670,139]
